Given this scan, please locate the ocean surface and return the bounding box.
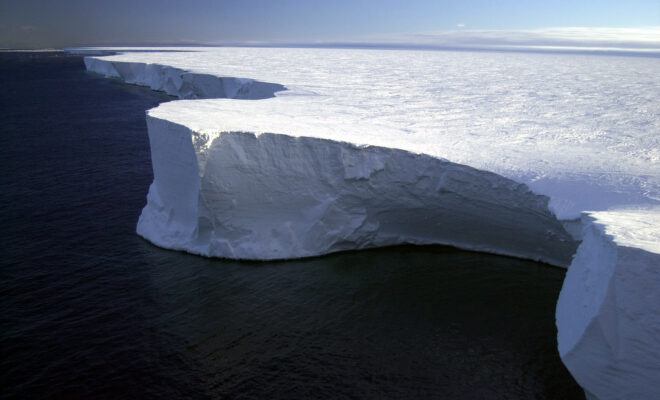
[0,51,583,399]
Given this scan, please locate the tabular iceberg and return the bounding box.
[79,46,660,399]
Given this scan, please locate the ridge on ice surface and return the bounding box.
[78,46,660,400]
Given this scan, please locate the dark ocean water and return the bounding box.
[0,51,583,399]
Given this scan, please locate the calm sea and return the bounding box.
[0,51,583,399]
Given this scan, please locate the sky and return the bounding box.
[1,0,659,49]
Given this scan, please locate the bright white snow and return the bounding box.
[79,46,660,400]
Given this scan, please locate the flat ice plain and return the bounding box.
[78,46,659,399]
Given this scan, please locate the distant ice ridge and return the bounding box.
[81,47,659,221]
[84,56,285,100]
[79,47,660,400]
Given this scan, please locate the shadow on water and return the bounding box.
[0,51,583,399]
[136,243,584,399]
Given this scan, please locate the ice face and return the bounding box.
[83,57,285,100]
[80,46,660,400]
[556,208,660,400]
[137,115,577,264]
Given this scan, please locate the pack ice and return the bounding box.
[80,46,659,399]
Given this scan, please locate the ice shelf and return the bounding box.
[79,46,659,399]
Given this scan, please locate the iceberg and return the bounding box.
[79,47,660,399]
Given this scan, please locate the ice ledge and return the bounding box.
[556,209,660,400]
[84,56,286,100]
[79,50,659,399]
[137,115,577,266]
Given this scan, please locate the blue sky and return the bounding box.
[1,0,659,48]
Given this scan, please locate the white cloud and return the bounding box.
[363,27,660,51]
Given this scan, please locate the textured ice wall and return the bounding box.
[84,54,577,264]
[84,57,285,100]
[556,209,660,400]
[138,115,577,265]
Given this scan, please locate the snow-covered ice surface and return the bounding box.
[79,46,659,399]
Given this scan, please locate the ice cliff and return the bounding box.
[84,56,285,100]
[139,115,575,264]
[81,47,660,399]
[557,209,660,400]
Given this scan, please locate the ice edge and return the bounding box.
[83,55,286,100]
[84,55,577,265]
[139,114,577,266]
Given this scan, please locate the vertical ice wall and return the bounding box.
[84,56,285,100]
[137,114,578,265]
[557,210,660,400]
